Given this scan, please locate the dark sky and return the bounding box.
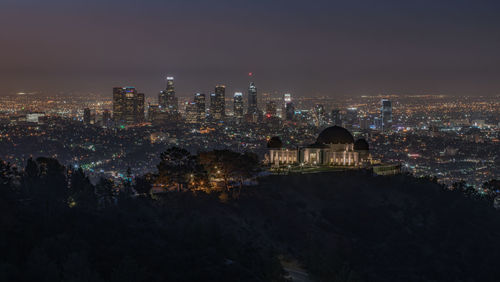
[1,0,500,97]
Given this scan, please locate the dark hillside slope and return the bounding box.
[2,170,499,282]
[233,171,500,281]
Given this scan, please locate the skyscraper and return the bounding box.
[283,93,294,121]
[136,93,145,122]
[247,82,258,114]
[331,109,342,126]
[113,87,125,122]
[283,93,292,104]
[266,101,277,118]
[185,102,198,124]
[210,85,225,120]
[233,92,244,119]
[381,99,392,130]
[314,104,325,126]
[112,87,145,125]
[83,108,92,125]
[147,104,160,122]
[285,103,295,121]
[194,93,206,122]
[159,77,178,113]
[345,107,358,128]
[102,109,111,126]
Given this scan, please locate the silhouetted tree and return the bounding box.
[25,157,39,178]
[69,167,96,209]
[134,175,152,196]
[0,160,20,201]
[157,147,198,191]
[483,179,500,195]
[95,177,116,209]
[27,158,68,217]
[198,150,260,191]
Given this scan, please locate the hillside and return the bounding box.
[2,169,500,281]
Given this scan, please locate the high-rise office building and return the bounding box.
[113,87,125,122]
[233,92,244,119]
[147,104,160,122]
[185,102,198,124]
[331,109,342,126]
[381,99,392,130]
[159,77,178,113]
[210,85,226,120]
[266,101,277,118]
[285,103,295,121]
[136,93,145,122]
[112,87,145,125]
[360,117,370,130]
[374,116,383,129]
[123,88,136,124]
[283,93,295,121]
[210,93,216,118]
[194,93,206,122]
[83,108,91,125]
[102,109,111,125]
[283,93,292,104]
[102,109,111,121]
[344,107,358,128]
[248,82,258,114]
[314,104,325,126]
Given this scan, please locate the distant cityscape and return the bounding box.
[0,77,499,189]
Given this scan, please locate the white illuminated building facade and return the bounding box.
[265,126,370,167]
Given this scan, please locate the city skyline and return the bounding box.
[2,0,500,96]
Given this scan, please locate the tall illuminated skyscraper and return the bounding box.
[345,107,358,128]
[194,93,206,121]
[381,99,392,130]
[285,103,295,121]
[113,87,125,122]
[283,93,292,104]
[102,109,111,125]
[266,101,277,118]
[283,93,294,121]
[83,108,92,125]
[314,104,325,126]
[210,85,225,120]
[247,82,258,114]
[331,109,342,126]
[112,87,144,125]
[185,102,198,124]
[159,77,178,113]
[136,93,145,122]
[233,92,244,119]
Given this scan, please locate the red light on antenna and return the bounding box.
[248,72,253,76]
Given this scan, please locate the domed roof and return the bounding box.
[267,136,283,148]
[354,138,369,151]
[316,126,354,144]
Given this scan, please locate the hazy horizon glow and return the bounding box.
[1,0,500,97]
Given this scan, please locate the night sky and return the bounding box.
[1,0,500,97]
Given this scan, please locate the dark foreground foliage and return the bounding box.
[1,158,500,281]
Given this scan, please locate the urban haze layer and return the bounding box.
[0,78,499,190]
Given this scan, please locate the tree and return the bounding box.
[233,152,260,196]
[157,147,199,191]
[25,157,39,178]
[69,167,96,209]
[134,174,153,196]
[483,179,500,194]
[28,158,68,215]
[198,150,260,191]
[0,160,20,201]
[95,177,116,209]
